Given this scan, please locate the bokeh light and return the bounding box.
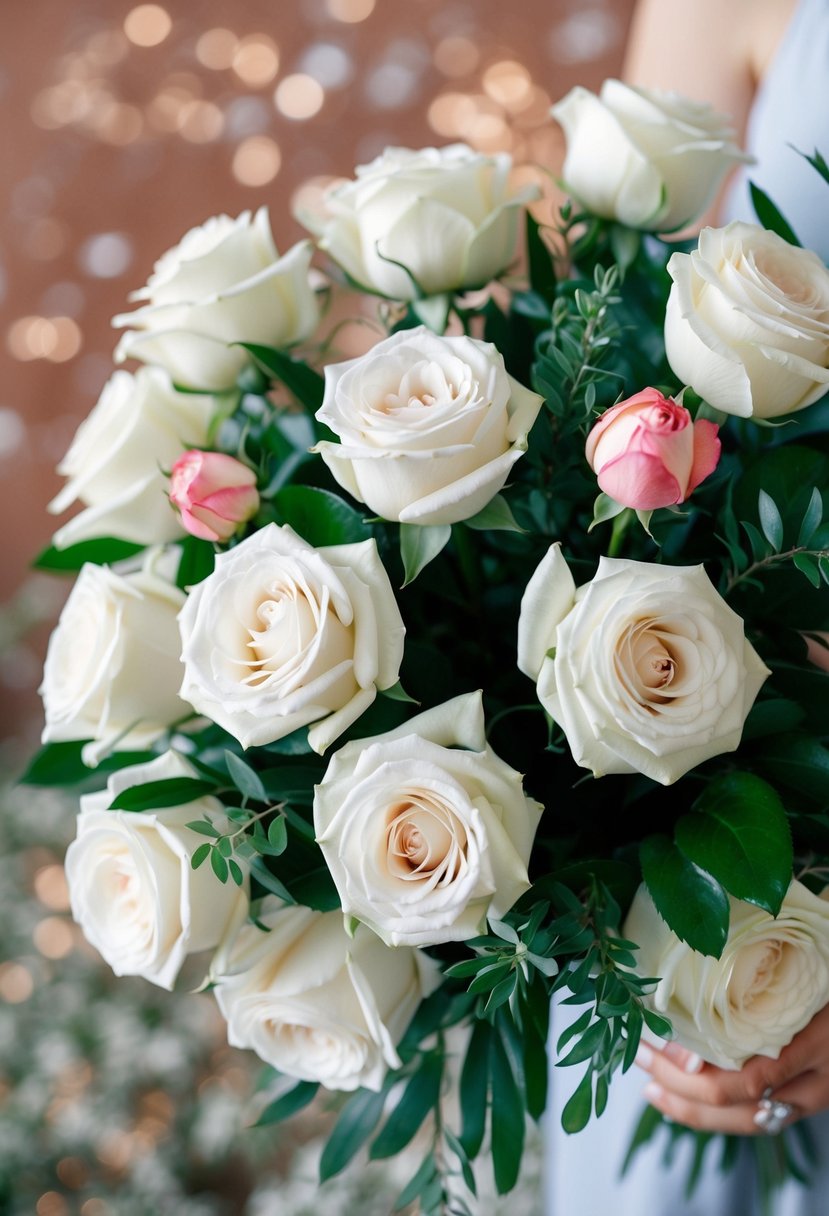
[195,27,238,69]
[123,5,172,48]
[232,136,282,186]
[326,0,376,21]
[232,34,280,87]
[274,74,325,120]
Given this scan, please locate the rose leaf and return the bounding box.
[640,834,729,958]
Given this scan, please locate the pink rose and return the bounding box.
[585,388,721,511]
[169,451,260,542]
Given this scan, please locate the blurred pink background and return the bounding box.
[1,0,635,757]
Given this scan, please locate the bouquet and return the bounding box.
[24,79,829,1211]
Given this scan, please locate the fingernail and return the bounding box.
[644,1082,663,1103]
[683,1052,703,1074]
[635,1043,654,1070]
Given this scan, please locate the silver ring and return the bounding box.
[753,1086,794,1135]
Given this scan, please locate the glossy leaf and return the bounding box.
[490,1030,524,1194]
[319,1086,389,1181]
[459,1019,490,1158]
[274,485,372,548]
[560,1068,593,1134]
[370,1052,443,1159]
[256,1081,319,1127]
[33,537,144,573]
[109,777,218,812]
[240,343,325,411]
[749,183,801,247]
[224,751,267,803]
[640,834,730,957]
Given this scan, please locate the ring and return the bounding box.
[753,1086,794,1135]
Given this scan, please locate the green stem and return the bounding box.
[725,546,829,596]
[453,524,483,606]
[607,509,633,558]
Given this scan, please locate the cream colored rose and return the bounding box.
[113,208,319,390]
[178,523,405,754]
[665,223,829,418]
[625,881,829,1069]
[314,692,543,947]
[313,327,543,526]
[213,901,438,1091]
[552,80,750,231]
[517,548,769,786]
[66,751,247,991]
[40,552,189,765]
[300,144,537,300]
[49,367,222,548]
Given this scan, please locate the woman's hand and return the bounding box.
[636,1004,829,1134]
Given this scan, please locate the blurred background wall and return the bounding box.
[0,4,635,1213]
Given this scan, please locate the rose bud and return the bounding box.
[169,450,260,542]
[585,388,721,511]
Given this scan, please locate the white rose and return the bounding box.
[178,523,405,754]
[40,552,189,765]
[213,901,438,1091]
[49,367,223,548]
[300,144,537,300]
[113,208,319,390]
[517,547,769,786]
[313,327,543,526]
[665,223,829,419]
[625,881,829,1069]
[551,80,750,231]
[66,751,247,990]
[314,692,543,947]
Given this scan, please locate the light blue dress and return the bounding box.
[720,0,829,263]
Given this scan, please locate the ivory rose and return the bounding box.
[169,450,260,543]
[552,80,749,231]
[625,881,829,1069]
[178,523,405,754]
[66,751,247,991]
[213,901,438,1091]
[49,367,222,548]
[585,388,720,510]
[313,327,543,526]
[300,144,537,300]
[665,223,829,419]
[40,552,189,765]
[517,549,769,785]
[113,209,319,390]
[314,692,543,947]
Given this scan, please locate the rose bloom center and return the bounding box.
[728,938,796,1014]
[385,793,467,884]
[615,618,682,709]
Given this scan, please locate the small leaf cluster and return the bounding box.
[721,486,829,595]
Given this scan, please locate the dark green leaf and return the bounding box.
[443,1129,477,1195]
[225,750,267,803]
[642,1008,672,1039]
[319,1086,389,1181]
[240,343,325,411]
[560,1068,593,1134]
[676,773,792,914]
[526,212,557,305]
[793,552,821,588]
[210,849,228,883]
[749,182,801,247]
[760,735,829,801]
[798,487,823,547]
[249,856,296,904]
[459,1019,490,1158]
[191,842,211,870]
[796,146,829,186]
[490,1031,524,1194]
[19,740,92,787]
[758,489,784,551]
[640,834,730,957]
[400,523,451,586]
[370,1052,443,1159]
[33,537,144,573]
[255,1081,319,1127]
[109,776,218,812]
[273,485,372,547]
[522,1017,548,1121]
[261,727,313,756]
[185,820,221,838]
[176,534,216,590]
[228,858,245,886]
[621,1102,665,1175]
[258,765,320,803]
[394,1154,438,1212]
[556,1019,607,1067]
[742,698,805,741]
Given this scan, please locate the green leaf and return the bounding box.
[33,537,145,572]
[400,523,451,587]
[556,1019,607,1067]
[459,1019,490,1158]
[742,698,805,741]
[588,493,626,533]
[261,727,313,756]
[758,489,784,551]
[185,820,221,838]
[676,773,792,915]
[175,534,215,591]
[267,815,288,855]
[621,1102,665,1175]
[796,146,829,186]
[109,776,218,812]
[560,1068,593,1134]
[380,680,420,704]
[319,1086,389,1181]
[370,1052,443,1159]
[760,735,829,801]
[749,182,801,247]
[19,740,92,787]
[394,1154,438,1212]
[224,750,267,803]
[256,1080,319,1126]
[798,487,823,547]
[463,494,525,533]
[274,485,372,547]
[249,856,296,904]
[609,224,641,274]
[490,1030,524,1194]
[240,343,325,411]
[640,834,730,957]
[411,293,451,333]
[526,212,557,305]
[210,848,228,883]
[228,859,245,886]
[191,842,211,870]
[522,1016,549,1121]
[793,552,821,588]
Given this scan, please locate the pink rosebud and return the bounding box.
[585,388,721,511]
[169,451,260,542]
